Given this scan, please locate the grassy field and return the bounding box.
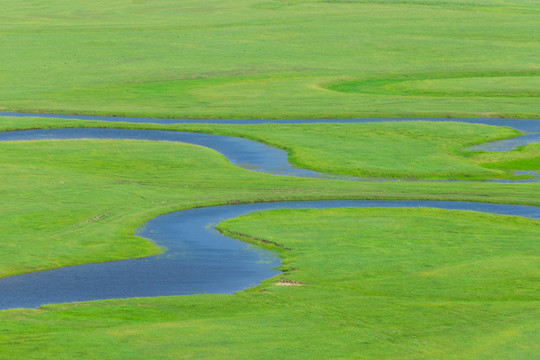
[2,0,539,357]
[475,142,540,171]
[0,116,538,358]
[167,121,538,180]
[0,208,538,359]
[1,124,539,278]
[1,116,538,180]
[1,0,539,118]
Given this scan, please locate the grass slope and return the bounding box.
[1,0,539,118]
[0,208,538,359]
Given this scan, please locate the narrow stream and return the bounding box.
[1,112,539,133]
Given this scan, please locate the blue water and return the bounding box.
[1,112,539,132]
[0,117,539,309]
[1,200,539,310]
[0,128,538,181]
[467,133,540,152]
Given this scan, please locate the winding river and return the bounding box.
[0,114,539,309]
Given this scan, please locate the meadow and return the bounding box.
[1,0,539,358]
[0,116,539,358]
[1,116,538,181]
[0,206,538,359]
[1,0,539,118]
[1,118,539,278]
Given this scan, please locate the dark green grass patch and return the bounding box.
[326,71,540,98]
[475,143,540,171]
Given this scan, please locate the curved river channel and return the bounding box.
[0,115,539,309]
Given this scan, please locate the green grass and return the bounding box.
[0,118,539,358]
[474,143,540,171]
[0,138,354,277]
[168,121,536,180]
[1,0,539,118]
[1,132,539,278]
[1,116,538,180]
[0,208,538,359]
[2,0,539,356]
[327,71,540,98]
[1,116,538,278]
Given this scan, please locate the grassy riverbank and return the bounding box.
[2,0,539,357]
[1,116,538,180]
[1,208,538,359]
[0,117,538,358]
[1,0,539,118]
[1,136,539,278]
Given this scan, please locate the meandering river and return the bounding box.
[0,114,538,309]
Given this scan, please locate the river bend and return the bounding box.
[0,115,539,309]
[0,200,539,310]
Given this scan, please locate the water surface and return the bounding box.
[0,128,538,181]
[1,116,539,309]
[1,200,539,310]
[1,112,539,132]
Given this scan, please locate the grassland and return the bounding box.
[1,0,539,118]
[0,208,538,359]
[1,0,539,357]
[0,117,538,360]
[1,116,538,180]
[1,121,539,278]
[0,115,538,358]
[475,142,540,171]
[167,121,539,180]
